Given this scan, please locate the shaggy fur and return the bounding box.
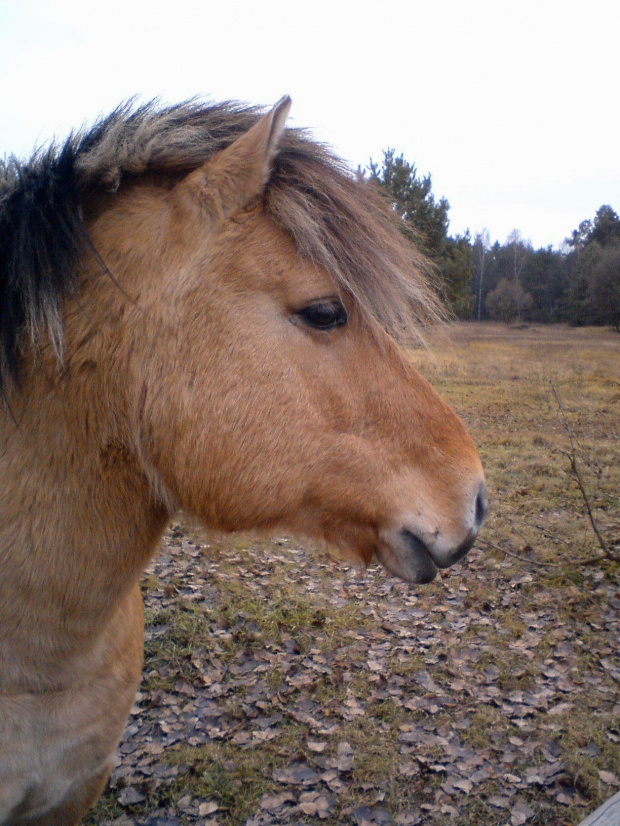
[0,99,439,393]
[0,99,484,825]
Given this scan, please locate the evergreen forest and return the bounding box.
[366,151,620,330]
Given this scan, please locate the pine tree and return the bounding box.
[365,150,472,317]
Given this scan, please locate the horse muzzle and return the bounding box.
[376,481,488,583]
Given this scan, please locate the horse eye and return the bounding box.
[297,300,348,330]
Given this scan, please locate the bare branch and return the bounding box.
[479,536,609,570]
[547,378,618,563]
[478,536,556,568]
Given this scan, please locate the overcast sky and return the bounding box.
[1,0,618,249]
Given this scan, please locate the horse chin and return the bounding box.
[375,531,438,584]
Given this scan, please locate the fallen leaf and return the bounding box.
[488,795,511,809]
[198,801,219,817]
[259,791,296,812]
[273,762,319,787]
[298,790,334,818]
[118,787,146,807]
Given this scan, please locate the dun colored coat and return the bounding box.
[0,97,486,825]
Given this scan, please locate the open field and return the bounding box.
[86,323,619,826]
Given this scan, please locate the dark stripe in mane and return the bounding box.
[0,143,86,388]
[0,99,440,393]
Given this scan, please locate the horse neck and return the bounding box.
[0,367,171,691]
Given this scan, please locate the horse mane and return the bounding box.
[0,99,441,391]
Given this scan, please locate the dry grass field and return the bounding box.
[87,323,619,826]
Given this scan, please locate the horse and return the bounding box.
[0,96,487,825]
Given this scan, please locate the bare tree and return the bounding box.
[474,229,490,321]
[506,229,531,285]
[503,230,534,321]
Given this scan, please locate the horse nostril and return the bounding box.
[475,483,488,528]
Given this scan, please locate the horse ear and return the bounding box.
[174,96,292,220]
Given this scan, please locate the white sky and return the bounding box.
[1,0,618,249]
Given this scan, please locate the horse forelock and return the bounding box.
[0,99,442,394]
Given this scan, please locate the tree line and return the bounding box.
[366,151,620,330]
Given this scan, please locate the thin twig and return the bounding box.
[500,510,581,562]
[501,512,569,557]
[479,536,556,567]
[560,448,615,559]
[547,378,618,563]
[578,554,615,567]
[533,523,573,550]
[479,536,610,570]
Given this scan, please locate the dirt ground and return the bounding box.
[86,323,619,826]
